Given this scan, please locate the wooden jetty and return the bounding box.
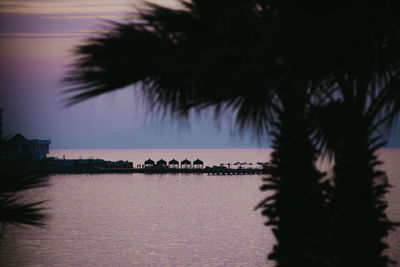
[93,167,270,175]
[42,166,271,175]
[40,157,272,175]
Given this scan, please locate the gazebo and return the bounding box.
[233,162,241,169]
[156,159,167,168]
[168,158,179,169]
[144,158,155,168]
[181,159,191,169]
[193,159,204,169]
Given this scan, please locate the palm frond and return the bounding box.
[64,1,283,133]
[0,161,48,236]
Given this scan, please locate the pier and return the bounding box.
[41,166,271,175]
[91,167,270,175]
[40,157,271,175]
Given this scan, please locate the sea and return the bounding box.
[0,148,399,266]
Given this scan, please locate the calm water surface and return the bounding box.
[0,149,399,266]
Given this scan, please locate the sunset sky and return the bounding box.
[0,0,253,148]
[0,0,399,148]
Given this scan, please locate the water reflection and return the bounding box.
[0,174,273,266]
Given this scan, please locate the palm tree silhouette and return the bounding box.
[65,2,327,265]
[0,161,47,238]
[261,2,400,266]
[259,2,400,266]
[64,1,400,266]
[312,94,399,266]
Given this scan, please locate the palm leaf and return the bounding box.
[64,1,284,133]
[0,161,48,237]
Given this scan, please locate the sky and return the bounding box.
[0,0,399,148]
[0,0,268,149]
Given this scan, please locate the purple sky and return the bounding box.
[0,1,134,140]
[0,0,266,148]
[0,1,399,148]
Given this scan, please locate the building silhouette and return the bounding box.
[0,133,50,160]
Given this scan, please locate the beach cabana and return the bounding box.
[144,158,155,168]
[168,158,179,169]
[193,159,204,169]
[256,162,264,169]
[181,159,191,169]
[156,159,167,168]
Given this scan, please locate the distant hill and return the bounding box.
[51,120,269,149]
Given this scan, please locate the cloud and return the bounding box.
[0,10,123,39]
[0,31,89,39]
[42,13,124,20]
[0,1,131,15]
[0,0,184,40]
[0,0,182,15]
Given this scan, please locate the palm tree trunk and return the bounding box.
[259,92,328,266]
[329,110,393,266]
